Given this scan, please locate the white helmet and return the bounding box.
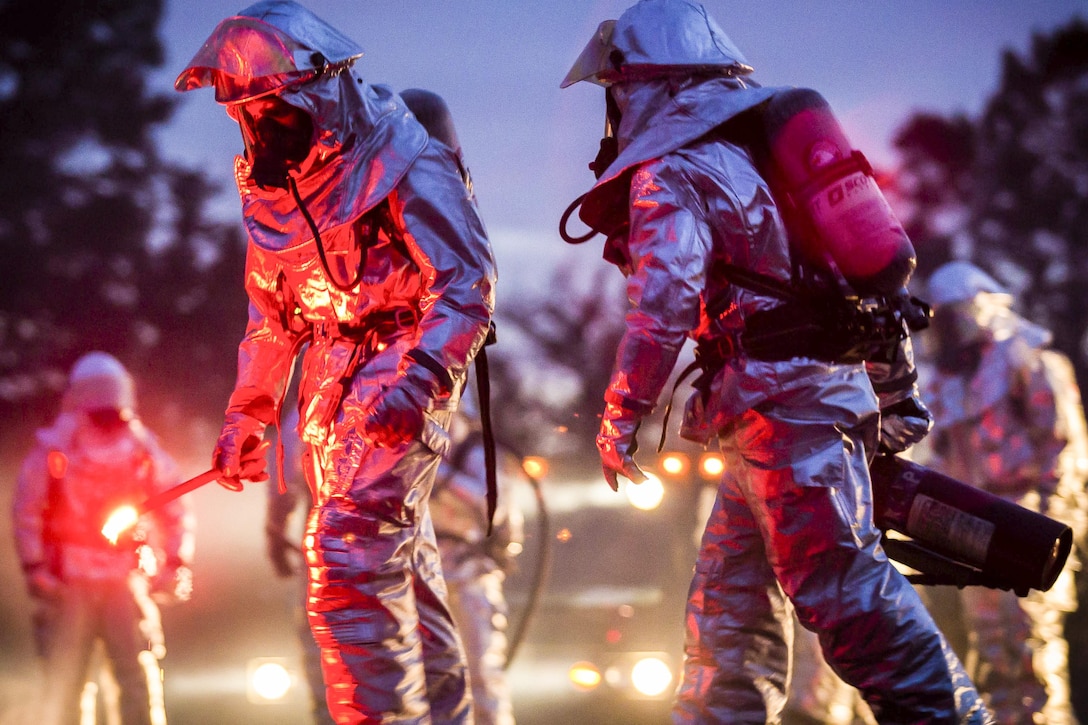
[562,0,753,88]
[174,0,363,104]
[62,351,136,417]
[926,261,1010,307]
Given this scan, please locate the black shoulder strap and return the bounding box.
[475,322,498,535]
[707,260,802,317]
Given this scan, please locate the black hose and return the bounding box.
[289,177,364,292]
[504,465,551,669]
[559,193,597,245]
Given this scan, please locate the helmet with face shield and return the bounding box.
[62,352,137,432]
[560,0,755,179]
[561,0,754,89]
[174,0,364,188]
[174,0,363,104]
[927,261,1015,371]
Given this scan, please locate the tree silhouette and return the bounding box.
[891,113,977,277]
[893,18,1088,387]
[0,0,246,456]
[489,262,628,477]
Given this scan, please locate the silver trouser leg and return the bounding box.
[306,434,471,724]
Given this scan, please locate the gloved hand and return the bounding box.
[879,394,934,454]
[597,400,649,491]
[266,527,297,578]
[151,563,193,604]
[362,367,435,448]
[212,412,271,491]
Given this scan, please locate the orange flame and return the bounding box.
[102,505,140,545]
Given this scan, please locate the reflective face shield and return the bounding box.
[175,16,329,104]
[229,95,315,189]
[932,300,986,351]
[561,20,619,89]
[931,292,1012,371]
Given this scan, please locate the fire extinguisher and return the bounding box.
[870,455,1073,595]
[753,88,917,296]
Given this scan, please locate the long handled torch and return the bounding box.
[102,468,220,544]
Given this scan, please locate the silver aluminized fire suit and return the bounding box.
[921,261,1088,725]
[13,351,193,725]
[563,2,989,723]
[266,407,336,725]
[176,2,496,722]
[431,418,524,725]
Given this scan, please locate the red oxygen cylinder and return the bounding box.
[758,88,916,295]
[870,455,1073,594]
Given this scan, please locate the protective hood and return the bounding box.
[175,0,364,104]
[566,0,778,235]
[579,74,780,234]
[928,260,1051,363]
[927,260,1011,307]
[61,351,136,415]
[561,0,753,88]
[175,0,427,252]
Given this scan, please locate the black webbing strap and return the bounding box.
[707,260,800,316]
[658,262,800,451]
[476,323,498,535]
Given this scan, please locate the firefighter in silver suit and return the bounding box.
[562,1,989,722]
[13,351,194,725]
[922,260,1088,725]
[175,2,496,722]
[431,410,524,725]
[266,407,335,725]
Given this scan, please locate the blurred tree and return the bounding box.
[892,20,1088,721]
[890,113,977,277]
[893,18,1088,385]
[490,263,627,478]
[0,0,246,455]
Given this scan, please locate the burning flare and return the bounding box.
[102,505,141,545]
[98,468,224,546]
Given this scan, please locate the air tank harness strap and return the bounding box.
[657,262,922,451]
[310,307,420,350]
[475,322,499,535]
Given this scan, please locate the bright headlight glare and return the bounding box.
[630,656,673,697]
[624,474,664,510]
[658,452,689,476]
[568,661,602,691]
[699,452,725,479]
[248,659,292,703]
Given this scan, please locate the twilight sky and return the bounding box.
[152,0,1086,294]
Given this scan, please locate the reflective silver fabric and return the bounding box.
[13,412,190,725]
[181,2,495,721]
[432,436,523,725]
[14,416,188,585]
[609,135,986,722]
[565,3,988,717]
[561,0,753,88]
[924,301,1088,725]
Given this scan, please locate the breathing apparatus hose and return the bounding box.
[559,192,597,244]
[289,177,365,292]
[503,458,552,669]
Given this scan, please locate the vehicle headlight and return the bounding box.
[629,656,673,698]
[624,474,664,511]
[247,658,293,703]
[568,661,603,691]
